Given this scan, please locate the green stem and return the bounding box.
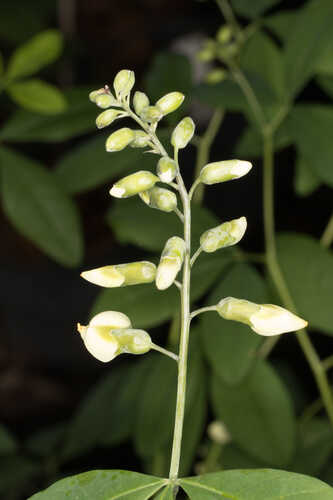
[190,305,217,320]
[190,246,202,267]
[169,149,192,483]
[151,343,179,362]
[192,109,224,204]
[320,211,333,248]
[215,0,244,43]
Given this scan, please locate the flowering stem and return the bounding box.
[190,246,203,267]
[190,305,217,320]
[321,211,333,248]
[151,343,179,362]
[169,149,192,483]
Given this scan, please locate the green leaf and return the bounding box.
[0,88,97,142]
[0,456,40,496]
[221,444,265,470]
[277,233,333,336]
[25,423,66,458]
[294,156,321,197]
[145,52,192,102]
[54,136,156,195]
[7,79,67,114]
[287,105,333,188]
[201,264,269,385]
[0,424,17,455]
[292,418,333,476]
[28,470,166,500]
[135,333,205,462]
[62,362,149,461]
[7,29,63,80]
[230,0,281,18]
[212,360,296,466]
[0,51,4,77]
[285,0,333,98]
[0,146,83,267]
[154,485,174,499]
[107,197,218,252]
[234,120,291,158]
[240,31,286,102]
[91,253,230,329]
[179,469,333,499]
[264,10,298,42]
[317,75,333,99]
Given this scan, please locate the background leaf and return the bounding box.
[284,0,333,98]
[0,146,83,267]
[234,120,290,157]
[0,424,17,455]
[212,360,296,466]
[28,470,165,500]
[7,29,63,80]
[277,233,333,336]
[287,105,333,188]
[7,79,67,114]
[0,88,97,142]
[0,456,39,497]
[230,0,281,18]
[201,263,269,385]
[294,156,321,197]
[180,469,333,499]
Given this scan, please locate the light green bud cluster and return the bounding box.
[140,105,163,123]
[95,93,117,109]
[133,91,150,115]
[216,297,308,336]
[156,236,186,290]
[110,170,159,198]
[171,117,195,150]
[197,39,216,62]
[139,186,177,213]
[96,109,122,129]
[199,159,252,185]
[113,69,135,99]
[205,68,227,85]
[106,127,134,152]
[157,157,178,183]
[200,216,247,253]
[130,130,151,148]
[77,311,152,363]
[81,261,156,288]
[216,25,232,44]
[156,92,185,116]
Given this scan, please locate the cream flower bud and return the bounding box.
[207,421,231,445]
[96,109,122,129]
[156,236,185,290]
[106,128,134,152]
[113,69,135,98]
[140,105,163,123]
[171,117,195,150]
[199,159,252,185]
[217,297,308,336]
[200,217,247,253]
[81,261,156,288]
[139,186,177,213]
[112,328,152,355]
[95,93,117,109]
[156,92,185,116]
[110,170,159,198]
[157,157,177,183]
[130,130,150,148]
[205,68,227,85]
[77,310,131,363]
[89,88,105,103]
[133,91,150,115]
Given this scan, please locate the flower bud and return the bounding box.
[207,421,231,445]
[133,91,150,115]
[197,39,216,62]
[81,261,156,288]
[205,68,227,85]
[113,69,135,99]
[112,328,152,354]
[96,109,122,129]
[217,297,308,336]
[140,105,163,123]
[95,93,117,109]
[139,186,177,213]
[89,88,105,103]
[110,170,159,198]
[199,159,252,185]
[216,25,232,44]
[77,310,131,362]
[156,92,185,116]
[171,117,195,150]
[200,217,247,253]
[130,130,151,148]
[156,236,186,290]
[157,157,178,183]
[106,127,134,152]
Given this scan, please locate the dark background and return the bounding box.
[0,0,332,496]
